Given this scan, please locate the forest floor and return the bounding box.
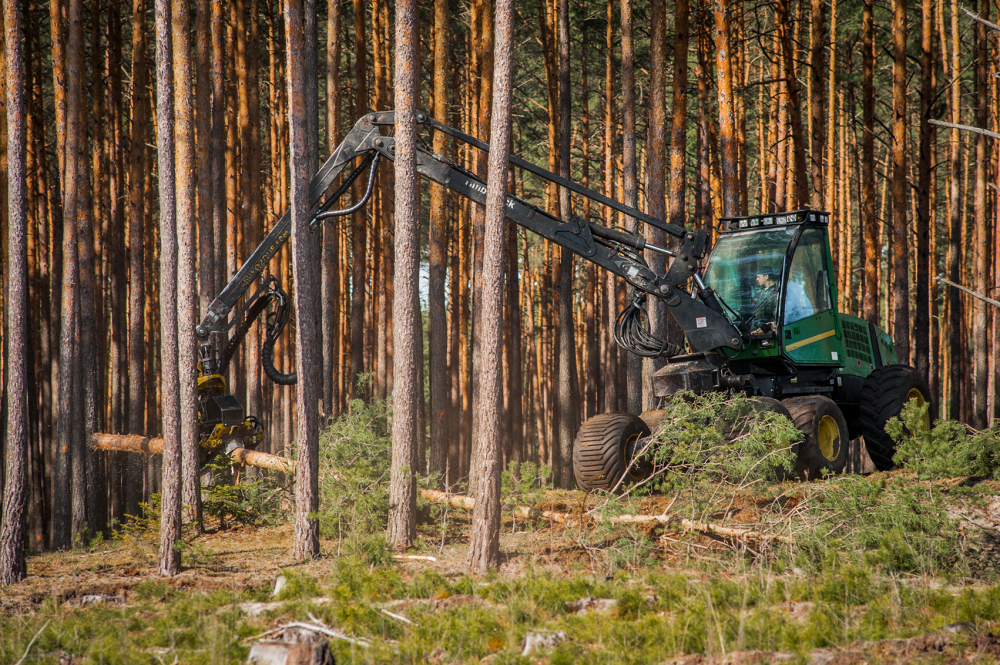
[3,472,1000,665]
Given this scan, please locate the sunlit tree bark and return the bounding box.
[286,0,321,561]
[469,0,514,572]
[0,0,28,583]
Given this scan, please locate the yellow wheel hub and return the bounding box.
[907,388,930,431]
[817,414,840,461]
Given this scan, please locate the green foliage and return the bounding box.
[501,460,551,511]
[638,392,799,494]
[202,456,290,529]
[317,399,393,541]
[790,473,967,576]
[274,570,323,601]
[889,400,1000,479]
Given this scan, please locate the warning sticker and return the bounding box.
[696,317,707,329]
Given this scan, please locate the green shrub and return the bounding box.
[638,392,799,494]
[318,399,393,540]
[202,456,289,528]
[888,400,1000,479]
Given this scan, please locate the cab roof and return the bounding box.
[718,209,830,233]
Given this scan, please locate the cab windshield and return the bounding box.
[701,227,796,334]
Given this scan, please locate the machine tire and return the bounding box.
[858,364,935,471]
[573,413,651,492]
[752,396,793,420]
[783,396,849,480]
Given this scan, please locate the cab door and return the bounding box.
[781,227,842,365]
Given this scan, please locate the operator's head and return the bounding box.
[755,268,777,288]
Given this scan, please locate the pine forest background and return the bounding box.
[0,0,998,552]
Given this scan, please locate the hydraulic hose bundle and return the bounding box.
[613,293,684,359]
[218,283,296,386]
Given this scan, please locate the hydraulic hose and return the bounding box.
[219,294,273,377]
[613,294,684,359]
[260,287,297,385]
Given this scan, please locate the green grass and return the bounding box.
[5,553,999,664]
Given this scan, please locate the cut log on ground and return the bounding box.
[88,434,295,474]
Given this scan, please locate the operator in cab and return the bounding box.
[750,267,779,334]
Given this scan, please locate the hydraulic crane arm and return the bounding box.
[197,111,742,357]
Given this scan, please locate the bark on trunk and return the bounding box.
[0,0,28,583]
[861,0,878,326]
[469,0,514,573]
[321,0,341,417]
[556,0,578,487]
[349,0,368,402]
[126,0,149,519]
[428,0,450,479]
[155,0,182,576]
[714,0,739,216]
[890,0,909,365]
[972,0,989,427]
[387,0,420,550]
[620,0,641,416]
[286,0,321,561]
[172,0,202,528]
[915,0,933,384]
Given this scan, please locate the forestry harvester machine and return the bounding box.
[97,111,935,487]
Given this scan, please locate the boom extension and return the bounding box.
[198,111,740,356]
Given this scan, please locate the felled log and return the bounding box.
[417,488,792,543]
[89,433,295,474]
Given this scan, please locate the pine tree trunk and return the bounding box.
[669,0,689,231]
[387,0,420,550]
[556,0,578,487]
[321,0,341,418]
[350,0,367,402]
[172,0,202,528]
[428,0,450,480]
[620,0,641,416]
[211,0,227,313]
[809,0,827,208]
[469,0,514,573]
[0,0,28,583]
[861,0,878,326]
[602,0,619,414]
[972,0,989,427]
[155,0,182,576]
[643,0,668,412]
[286,0,321,561]
[914,0,933,384]
[127,0,149,522]
[77,0,103,542]
[714,0,740,216]
[890,0,909,366]
[195,0,214,315]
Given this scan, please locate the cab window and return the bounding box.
[783,228,832,325]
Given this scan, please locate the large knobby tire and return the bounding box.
[859,364,935,471]
[783,396,849,480]
[573,413,651,492]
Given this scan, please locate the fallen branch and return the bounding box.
[962,6,1000,32]
[278,622,371,647]
[14,620,50,665]
[927,119,1000,141]
[418,488,792,543]
[936,276,1000,309]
